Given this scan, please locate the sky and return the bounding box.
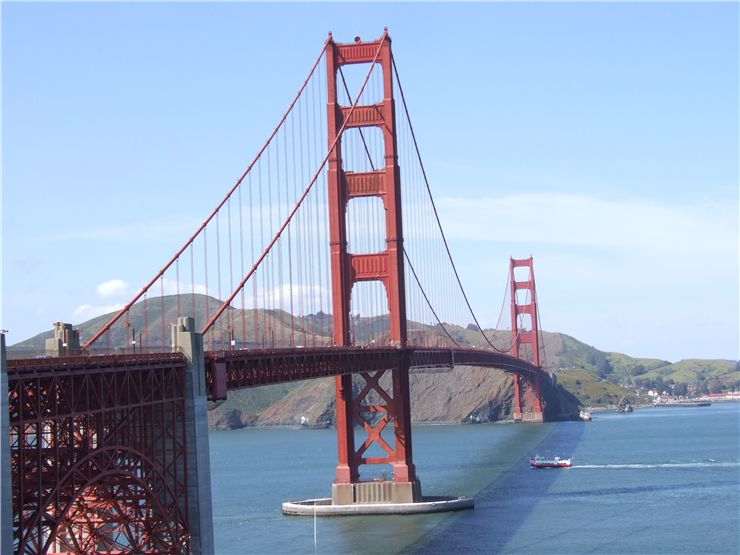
[2,2,738,362]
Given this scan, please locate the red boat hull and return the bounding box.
[529,458,572,468]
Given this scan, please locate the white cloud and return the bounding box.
[73,303,125,322]
[71,277,207,325]
[436,193,737,257]
[415,192,738,361]
[96,279,129,299]
[234,283,330,314]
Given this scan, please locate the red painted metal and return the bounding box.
[5,348,544,550]
[509,257,544,418]
[204,346,540,397]
[7,354,189,554]
[200,32,384,342]
[326,31,417,485]
[4,32,563,555]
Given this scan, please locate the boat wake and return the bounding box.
[571,462,740,469]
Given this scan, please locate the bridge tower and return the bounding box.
[326,31,421,504]
[510,257,545,423]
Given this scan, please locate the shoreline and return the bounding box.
[209,400,740,431]
[586,398,739,415]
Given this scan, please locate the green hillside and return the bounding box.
[634,359,739,393]
[603,352,670,381]
[555,371,640,407]
[9,295,737,408]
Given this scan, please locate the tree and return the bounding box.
[631,364,647,376]
[652,376,666,394]
[588,351,613,378]
[707,378,725,394]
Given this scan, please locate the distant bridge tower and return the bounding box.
[326,31,421,504]
[510,257,544,423]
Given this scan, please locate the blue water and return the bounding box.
[209,403,740,554]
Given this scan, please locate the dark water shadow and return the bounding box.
[401,421,585,555]
[533,479,736,500]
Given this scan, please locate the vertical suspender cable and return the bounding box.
[227,198,234,347]
[392,55,512,353]
[216,212,222,347]
[239,185,247,345]
[201,36,387,337]
[190,243,195,322]
[258,159,265,347]
[176,258,181,324]
[203,228,210,349]
[160,276,165,350]
[82,40,329,351]
[276,127,285,347]
[287,112,296,346]
[249,170,256,347]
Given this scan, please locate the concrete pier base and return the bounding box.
[513,411,544,423]
[331,479,422,505]
[283,496,474,516]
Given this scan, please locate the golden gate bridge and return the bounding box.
[3,30,552,554]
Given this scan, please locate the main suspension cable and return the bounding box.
[392,55,511,354]
[202,32,389,336]
[84,38,331,351]
[403,249,461,348]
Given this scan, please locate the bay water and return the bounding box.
[210,403,739,554]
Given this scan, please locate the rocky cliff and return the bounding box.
[208,365,581,429]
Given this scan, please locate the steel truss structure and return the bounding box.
[7,354,190,555]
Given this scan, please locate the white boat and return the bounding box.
[530,455,572,468]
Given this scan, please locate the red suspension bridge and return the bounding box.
[3,31,553,554]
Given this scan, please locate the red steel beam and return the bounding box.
[345,171,386,198]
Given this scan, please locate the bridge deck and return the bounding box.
[205,346,540,400]
[8,347,541,402]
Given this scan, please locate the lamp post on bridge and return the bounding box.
[123,322,136,354]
